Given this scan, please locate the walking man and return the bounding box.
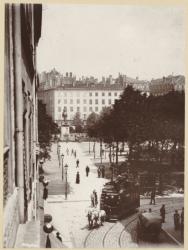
[71,149,74,156]
[56,232,62,242]
[66,148,69,155]
[97,167,101,178]
[43,187,48,200]
[150,188,156,205]
[174,210,180,230]
[76,159,79,168]
[76,171,80,184]
[160,204,166,223]
[86,166,90,177]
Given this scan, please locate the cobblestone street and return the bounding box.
[42,142,184,248]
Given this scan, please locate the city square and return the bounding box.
[3,2,185,248]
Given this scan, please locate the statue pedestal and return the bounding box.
[61,125,70,141]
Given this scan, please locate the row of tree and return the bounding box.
[38,100,60,159]
[86,86,184,171]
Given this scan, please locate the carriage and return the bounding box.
[100,174,140,220]
[137,212,162,241]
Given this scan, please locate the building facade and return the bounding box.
[4,4,42,247]
[149,75,185,96]
[38,85,124,124]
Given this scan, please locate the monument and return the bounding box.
[60,107,70,141]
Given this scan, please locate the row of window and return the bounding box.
[58,113,88,120]
[58,99,113,105]
[58,106,102,113]
[58,92,118,97]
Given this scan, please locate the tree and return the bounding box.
[38,100,59,160]
[86,112,99,138]
[86,112,99,156]
[72,112,84,133]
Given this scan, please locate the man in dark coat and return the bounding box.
[160,204,166,223]
[43,187,48,200]
[150,188,156,205]
[174,210,180,230]
[76,171,80,184]
[86,166,90,177]
[76,159,79,167]
[56,232,62,242]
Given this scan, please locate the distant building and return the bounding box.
[149,75,185,96]
[39,69,77,89]
[38,84,124,125]
[4,3,42,247]
[116,73,150,94]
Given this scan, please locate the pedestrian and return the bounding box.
[66,148,69,155]
[76,159,79,168]
[71,149,74,156]
[97,167,101,178]
[160,204,165,223]
[43,187,48,200]
[74,150,77,158]
[93,190,98,207]
[174,210,180,230]
[86,166,90,177]
[56,232,62,242]
[180,207,184,240]
[101,165,105,178]
[76,171,80,184]
[150,188,156,205]
[90,192,95,207]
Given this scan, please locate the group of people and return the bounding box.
[97,165,105,178]
[147,203,184,240]
[173,207,184,238]
[65,147,77,158]
[66,148,77,158]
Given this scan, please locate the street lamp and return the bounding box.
[64,164,68,200]
[57,145,61,168]
[112,152,115,164]
[61,154,64,180]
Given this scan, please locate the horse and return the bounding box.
[99,210,106,226]
[86,210,93,229]
[91,210,99,228]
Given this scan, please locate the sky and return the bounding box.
[37,4,185,81]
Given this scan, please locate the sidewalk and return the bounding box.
[42,142,108,248]
[162,211,183,246]
[139,197,184,246]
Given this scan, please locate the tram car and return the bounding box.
[137,212,162,241]
[100,174,140,220]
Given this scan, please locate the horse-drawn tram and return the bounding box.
[100,174,140,220]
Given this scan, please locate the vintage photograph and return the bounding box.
[3,2,185,248]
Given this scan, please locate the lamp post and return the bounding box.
[112,152,115,164]
[64,164,68,200]
[58,144,61,168]
[61,154,64,180]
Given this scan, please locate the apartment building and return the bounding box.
[4,4,42,247]
[38,84,124,124]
